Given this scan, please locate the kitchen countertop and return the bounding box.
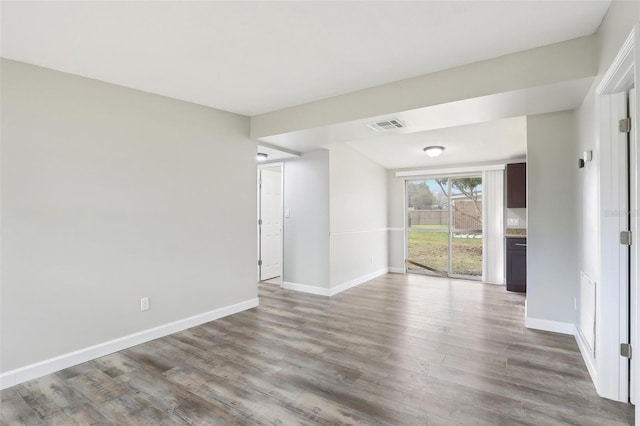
[505,229,527,238]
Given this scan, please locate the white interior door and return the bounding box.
[629,88,637,405]
[259,167,282,281]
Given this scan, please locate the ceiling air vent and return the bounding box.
[367,119,406,132]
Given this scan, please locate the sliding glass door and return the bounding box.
[406,175,483,279]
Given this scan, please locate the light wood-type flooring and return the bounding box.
[1,273,634,425]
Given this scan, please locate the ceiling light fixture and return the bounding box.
[257,152,268,161]
[423,146,445,158]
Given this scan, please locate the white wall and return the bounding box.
[1,60,257,374]
[576,0,640,312]
[328,145,388,287]
[388,171,406,272]
[597,2,640,76]
[282,150,330,289]
[526,110,578,325]
[573,1,640,401]
[506,208,527,229]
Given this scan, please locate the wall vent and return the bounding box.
[367,119,406,132]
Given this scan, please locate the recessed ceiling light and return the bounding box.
[423,146,445,158]
[257,152,268,161]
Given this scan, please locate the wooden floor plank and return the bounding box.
[0,273,634,425]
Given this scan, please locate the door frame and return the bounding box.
[398,164,505,282]
[593,24,639,404]
[257,162,284,286]
[403,172,485,280]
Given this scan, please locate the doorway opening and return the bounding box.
[406,175,483,279]
[257,164,283,286]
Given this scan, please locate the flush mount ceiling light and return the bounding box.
[256,152,268,161]
[423,146,445,158]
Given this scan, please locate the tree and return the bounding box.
[436,177,482,226]
[407,181,436,209]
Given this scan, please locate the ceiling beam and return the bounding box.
[250,35,597,139]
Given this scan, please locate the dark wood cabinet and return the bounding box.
[506,162,526,208]
[506,237,526,293]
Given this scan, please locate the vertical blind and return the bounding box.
[482,169,505,284]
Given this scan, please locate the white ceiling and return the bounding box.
[260,74,595,168]
[1,1,610,117]
[2,1,611,170]
[346,116,527,170]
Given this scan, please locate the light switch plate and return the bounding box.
[284,209,290,218]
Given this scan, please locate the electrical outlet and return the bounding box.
[573,298,577,310]
[140,297,150,311]
[508,218,520,226]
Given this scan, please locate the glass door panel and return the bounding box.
[406,178,450,276]
[406,176,483,280]
[451,232,483,277]
[450,177,483,278]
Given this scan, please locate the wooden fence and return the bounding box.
[409,200,482,230]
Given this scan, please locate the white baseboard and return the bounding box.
[525,316,575,335]
[388,267,405,274]
[282,281,331,296]
[329,268,389,296]
[283,268,390,297]
[0,298,259,390]
[574,325,597,385]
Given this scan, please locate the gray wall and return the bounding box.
[251,36,597,139]
[526,110,578,324]
[597,2,640,76]
[506,208,527,229]
[328,144,388,286]
[282,150,330,288]
[1,60,257,372]
[387,171,406,271]
[575,0,640,319]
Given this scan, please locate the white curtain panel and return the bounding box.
[482,169,505,284]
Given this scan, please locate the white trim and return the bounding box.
[330,227,406,235]
[282,281,331,296]
[525,317,575,335]
[396,164,505,178]
[330,228,388,236]
[591,23,639,404]
[280,162,286,288]
[389,267,405,274]
[630,87,638,405]
[596,91,632,402]
[256,141,302,157]
[329,268,388,296]
[0,298,259,390]
[283,268,390,297]
[575,325,598,386]
[597,26,636,95]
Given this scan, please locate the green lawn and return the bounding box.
[411,224,448,230]
[408,230,482,277]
